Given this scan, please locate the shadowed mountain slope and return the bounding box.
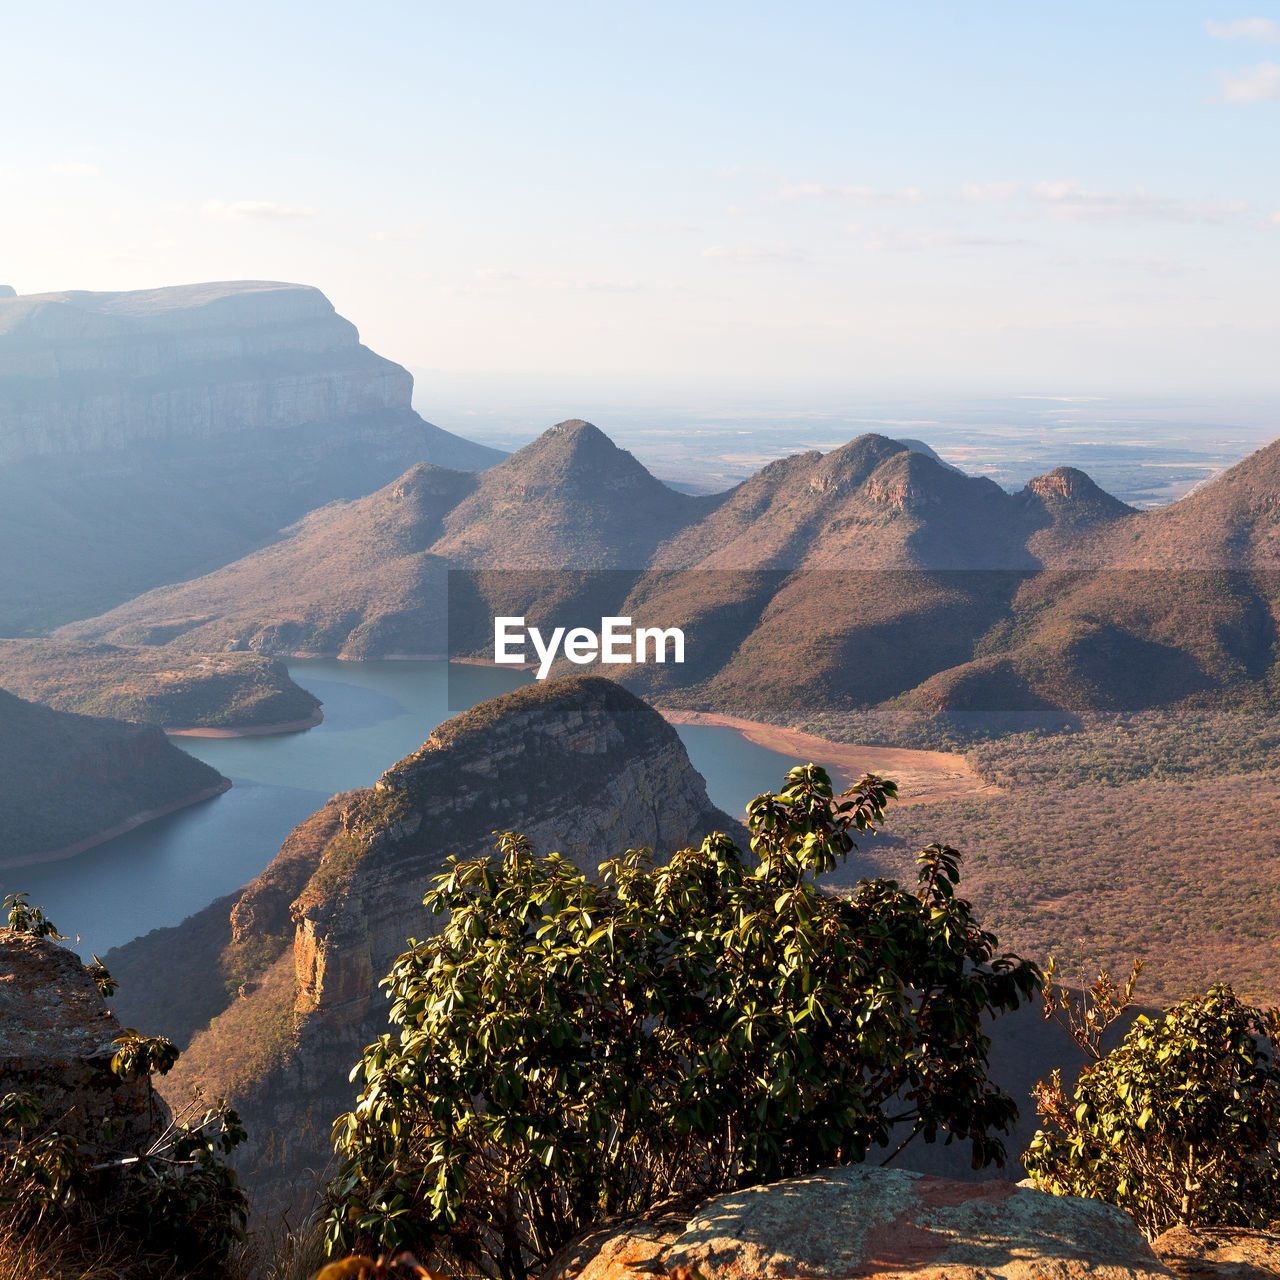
[61,463,477,659]
[0,687,229,868]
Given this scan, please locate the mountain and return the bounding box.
[104,676,741,1204]
[59,463,476,660]
[1086,435,1280,569]
[909,445,1280,715]
[57,420,719,665]
[609,442,1136,716]
[58,422,1159,723]
[431,418,719,567]
[0,281,503,633]
[0,686,229,868]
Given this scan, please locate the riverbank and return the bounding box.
[1,779,233,872]
[655,708,997,804]
[165,709,324,738]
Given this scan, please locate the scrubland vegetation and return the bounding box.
[0,641,320,729]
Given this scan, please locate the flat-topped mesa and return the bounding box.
[0,281,412,461]
[288,676,737,1028]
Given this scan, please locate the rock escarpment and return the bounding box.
[0,929,155,1153]
[0,281,503,633]
[0,686,230,868]
[145,677,738,1207]
[0,281,404,460]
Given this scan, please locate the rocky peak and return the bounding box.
[862,447,979,512]
[811,434,907,495]
[1028,467,1106,504]
[504,418,661,493]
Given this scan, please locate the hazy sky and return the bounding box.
[3,2,1278,397]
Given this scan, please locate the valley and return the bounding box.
[3,276,1279,1252]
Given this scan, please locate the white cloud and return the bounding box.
[776,182,926,206]
[960,180,1020,203]
[849,224,1028,252]
[1219,61,1280,100]
[370,223,427,242]
[473,267,643,292]
[701,242,807,263]
[1206,17,1280,42]
[200,199,316,221]
[1028,181,1247,221]
[1263,210,1280,227]
[50,161,101,177]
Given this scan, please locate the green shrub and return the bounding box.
[325,765,1040,1280]
[1025,983,1280,1238]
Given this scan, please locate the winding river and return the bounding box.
[12,661,834,958]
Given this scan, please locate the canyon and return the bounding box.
[107,676,743,1204]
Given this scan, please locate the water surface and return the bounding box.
[9,662,824,957]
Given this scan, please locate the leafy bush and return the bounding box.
[4,892,62,939]
[325,766,1040,1279]
[1025,982,1280,1239]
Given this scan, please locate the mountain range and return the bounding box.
[54,417,1280,723]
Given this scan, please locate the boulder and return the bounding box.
[549,1166,1173,1280]
[1152,1226,1280,1279]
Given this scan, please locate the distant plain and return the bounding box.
[418,383,1280,507]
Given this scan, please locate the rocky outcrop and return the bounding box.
[160,676,739,1208]
[548,1166,1173,1280]
[288,676,737,1028]
[1152,1226,1280,1279]
[0,929,155,1153]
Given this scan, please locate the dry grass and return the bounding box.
[0,1219,183,1280]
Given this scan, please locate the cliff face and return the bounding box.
[154,677,740,1206]
[0,929,156,1153]
[0,281,503,633]
[0,282,409,461]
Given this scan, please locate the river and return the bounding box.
[10,661,838,958]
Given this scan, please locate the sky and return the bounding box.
[2,2,1279,400]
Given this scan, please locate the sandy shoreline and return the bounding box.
[165,709,324,738]
[2,779,233,871]
[655,708,998,805]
